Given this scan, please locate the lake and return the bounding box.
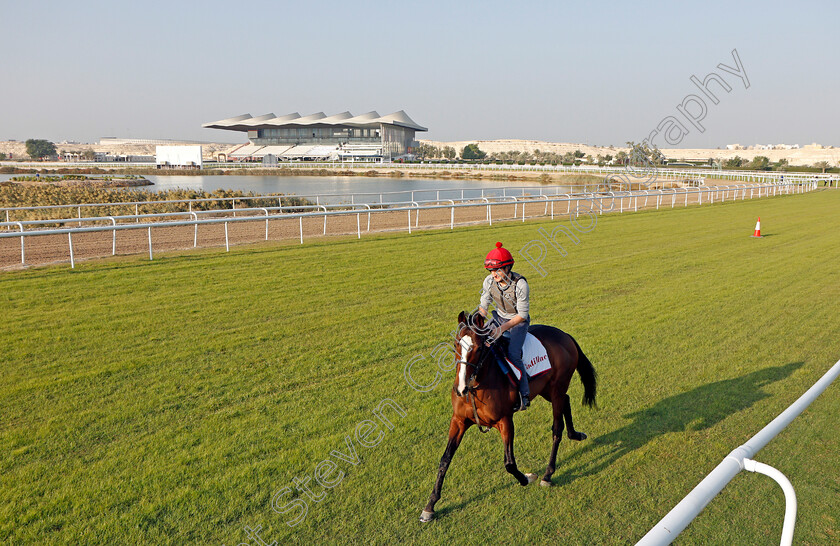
[1,174,564,205]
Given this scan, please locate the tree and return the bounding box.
[461,143,486,160]
[25,139,57,159]
[0,152,6,160]
[625,141,665,167]
[442,146,456,160]
[814,161,830,173]
[749,156,770,170]
[723,156,744,168]
[573,149,585,159]
[414,143,441,159]
[81,149,96,161]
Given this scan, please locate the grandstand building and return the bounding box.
[202,110,427,162]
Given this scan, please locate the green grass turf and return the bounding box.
[2,189,839,545]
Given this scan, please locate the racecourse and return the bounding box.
[2,189,839,544]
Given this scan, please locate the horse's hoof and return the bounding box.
[540,479,552,487]
[419,510,434,523]
[525,473,538,485]
[570,432,587,441]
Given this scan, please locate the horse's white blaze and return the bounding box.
[457,336,472,394]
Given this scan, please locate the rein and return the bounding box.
[458,341,495,433]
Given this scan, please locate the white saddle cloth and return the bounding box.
[508,333,551,380]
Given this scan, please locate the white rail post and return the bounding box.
[109,218,116,255]
[743,459,797,546]
[262,209,269,240]
[68,232,75,268]
[148,226,153,261]
[17,223,24,264]
[357,213,361,239]
[224,222,229,252]
[299,216,303,244]
[191,213,198,247]
[408,209,412,234]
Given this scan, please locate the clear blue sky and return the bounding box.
[1,0,838,148]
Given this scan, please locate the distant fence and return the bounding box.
[5,160,838,186]
[0,181,818,269]
[1,179,822,224]
[0,184,598,223]
[638,357,840,545]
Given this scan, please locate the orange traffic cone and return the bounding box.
[751,217,763,238]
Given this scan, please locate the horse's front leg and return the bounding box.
[420,416,470,522]
[498,416,538,486]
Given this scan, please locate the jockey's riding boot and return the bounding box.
[518,391,530,411]
[517,371,530,411]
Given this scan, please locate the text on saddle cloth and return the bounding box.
[495,333,551,383]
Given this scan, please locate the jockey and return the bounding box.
[478,242,531,411]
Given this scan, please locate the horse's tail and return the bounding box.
[570,336,598,409]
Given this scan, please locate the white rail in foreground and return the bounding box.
[638,357,840,545]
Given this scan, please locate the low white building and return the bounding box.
[156,145,203,168]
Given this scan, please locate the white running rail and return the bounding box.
[638,357,840,546]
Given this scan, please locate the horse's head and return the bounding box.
[454,311,491,396]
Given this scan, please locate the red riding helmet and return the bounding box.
[484,241,514,269]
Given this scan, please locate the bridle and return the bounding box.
[456,330,496,433]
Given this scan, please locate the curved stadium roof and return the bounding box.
[203,110,427,132]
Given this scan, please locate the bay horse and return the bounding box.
[420,310,597,523]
